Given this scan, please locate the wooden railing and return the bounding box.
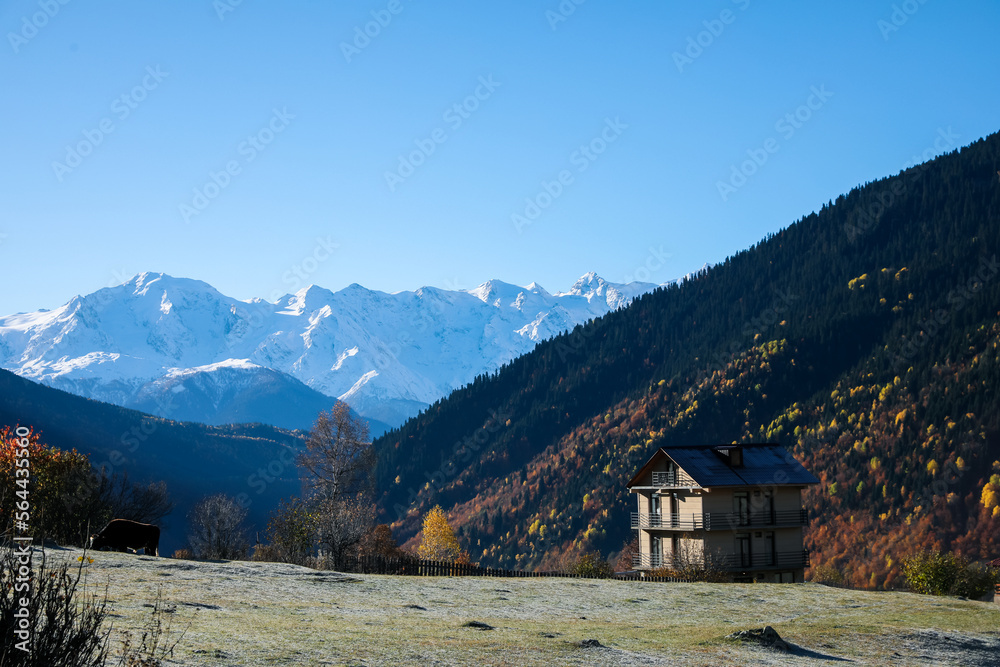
[650,471,699,487]
[331,554,616,579]
[631,509,808,531]
[632,549,809,571]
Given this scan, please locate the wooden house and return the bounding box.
[627,444,819,582]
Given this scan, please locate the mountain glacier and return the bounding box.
[0,271,666,432]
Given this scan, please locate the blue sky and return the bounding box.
[1,0,998,314]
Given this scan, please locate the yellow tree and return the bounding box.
[417,505,464,562]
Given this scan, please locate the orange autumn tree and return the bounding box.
[417,505,470,563]
[0,426,98,545]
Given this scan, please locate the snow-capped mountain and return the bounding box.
[0,272,665,432]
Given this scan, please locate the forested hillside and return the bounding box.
[0,368,305,553]
[372,131,1000,588]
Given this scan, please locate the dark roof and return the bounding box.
[627,444,819,489]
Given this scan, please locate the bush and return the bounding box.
[171,549,193,560]
[902,550,998,598]
[0,546,111,666]
[645,549,729,583]
[357,524,406,560]
[811,564,845,586]
[258,497,318,566]
[952,561,998,599]
[614,536,639,572]
[0,542,188,666]
[570,551,614,578]
[250,543,285,563]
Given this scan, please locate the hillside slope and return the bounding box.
[373,131,1000,587]
[0,368,305,554]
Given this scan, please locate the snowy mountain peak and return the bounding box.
[289,285,335,311]
[0,270,672,429]
[562,271,606,298]
[126,272,219,298]
[469,279,525,306]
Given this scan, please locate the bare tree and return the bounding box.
[298,402,374,502]
[286,404,379,569]
[313,493,375,569]
[188,494,249,560]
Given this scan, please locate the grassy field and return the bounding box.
[37,547,1000,666]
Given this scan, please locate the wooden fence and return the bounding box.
[334,554,693,582]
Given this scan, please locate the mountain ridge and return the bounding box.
[0,272,665,431]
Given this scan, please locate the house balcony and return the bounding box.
[650,471,700,488]
[632,549,810,572]
[631,509,807,531]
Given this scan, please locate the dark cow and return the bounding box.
[90,519,160,556]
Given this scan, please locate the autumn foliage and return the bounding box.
[417,505,468,563]
[0,427,96,544]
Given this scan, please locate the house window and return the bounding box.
[651,535,662,568]
[651,493,661,525]
[751,490,774,525]
[763,491,774,524]
[764,531,775,566]
[734,492,750,526]
[736,533,751,568]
